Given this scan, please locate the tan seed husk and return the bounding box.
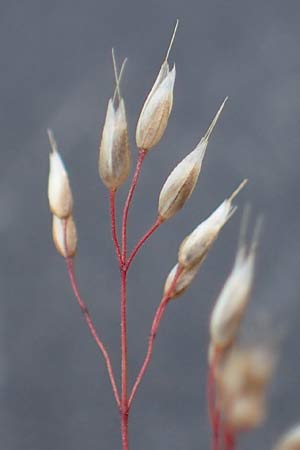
[52,215,77,258]
[99,98,131,190]
[158,98,228,222]
[135,21,178,150]
[163,262,201,298]
[178,179,247,268]
[47,130,73,218]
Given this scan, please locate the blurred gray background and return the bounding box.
[0,1,300,449]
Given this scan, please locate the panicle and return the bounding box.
[99,54,131,190]
[47,130,73,218]
[157,98,228,221]
[273,425,300,450]
[163,262,201,298]
[216,345,275,431]
[52,215,78,258]
[209,216,259,350]
[136,21,178,150]
[178,179,247,268]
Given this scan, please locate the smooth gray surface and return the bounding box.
[0,1,299,449]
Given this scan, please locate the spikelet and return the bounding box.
[163,262,201,299]
[136,21,178,150]
[158,98,228,221]
[99,53,131,190]
[209,216,260,350]
[178,179,247,268]
[99,98,130,190]
[52,215,77,258]
[274,425,300,450]
[47,130,73,218]
[216,345,275,431]
[224,394,265,430]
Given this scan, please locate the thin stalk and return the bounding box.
[119,150,147,450]
[65,255,120,409]
[126,217,162,270]
[207,351,221,450]
[120,267,129,450]
[128,266,183,407]
[121,148,147,261]
[109,189,123,266]
[224,428,236,450]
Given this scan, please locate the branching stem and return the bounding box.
[121,148,147,262]
[118,149,147,450]
[128,265,183,407]
[64,253,120,409]
[126,217,162,271]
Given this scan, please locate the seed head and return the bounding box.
[209,216,260,350]
[158,98,228,222]
[136,21,178,150]
[274,425,300,450]
[99,98,131,190]
[52,215,77,258]
[163,262,200,298]
[178,179,247,268]
[47,130,73,218]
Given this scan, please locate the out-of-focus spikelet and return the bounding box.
[216,346,275,431]
[209,217,260,350]
[274,425,300,450]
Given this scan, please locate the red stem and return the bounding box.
[65,255,120,409]
[121,148,147,262]
[120,267,129,450]
[126,217,162,270]
[224,428,236,450]
[207,351,221,450]
[128,266,183,407]
[119,149,147,450]
[109,189,122,266]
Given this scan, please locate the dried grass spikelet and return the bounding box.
[99,53,131,190]
[47,130,73,218]
[158,98,228,221]
[224,393,265,431]
[52,215,77,258]
[99,98,130,190]
[163,262,201,298]
[178,179,247,268]
[216,345,275,431]
[274,425,300,450]
[209,215,261,350]
[136,21,178,150]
